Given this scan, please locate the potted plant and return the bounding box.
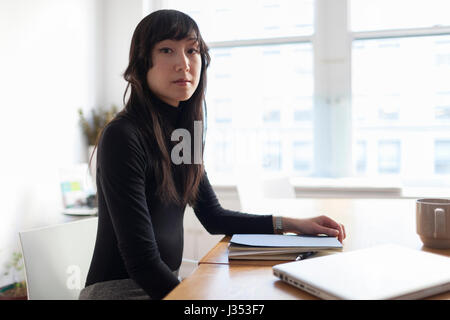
[78,105,119,185]
[0,251,27,300]
[78,105,119,149]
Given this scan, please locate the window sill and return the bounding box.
[209,175,450,199]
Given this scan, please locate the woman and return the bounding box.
[79,9,346,300]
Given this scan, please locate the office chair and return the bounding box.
[179,258,198,280]
[261,176,296,199]
[19,217,98,300]
[236,175,295,212]
[236,175,265,212]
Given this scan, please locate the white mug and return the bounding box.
[416,198,450,249]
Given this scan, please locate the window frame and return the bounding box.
[145,0,450,188]
[349,3,450,183]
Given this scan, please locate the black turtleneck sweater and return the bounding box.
[85,98,275,300]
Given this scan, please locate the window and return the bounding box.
[351,0,450,181]
[435,140,450,174]
[294,96,313,122]
[293,141,313,173]
[435,92,450,120]
[213,98,232,124]
[378,140,401,174]
[350,0,450,32]
[164,0,314,42]
[161,0,314,180]
[213,140,233,173]
[262,140,282,171]
[147,1,450,185]
[355,141,367,174]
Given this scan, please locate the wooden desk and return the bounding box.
[165,198,450,300]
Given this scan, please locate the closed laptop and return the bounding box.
[273,244,450,300]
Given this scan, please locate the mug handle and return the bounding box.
[434,208,446,238]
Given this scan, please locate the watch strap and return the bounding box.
[274,216,284,234]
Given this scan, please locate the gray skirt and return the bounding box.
[78,270,179,300]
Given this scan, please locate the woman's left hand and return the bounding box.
[282,215,346,243]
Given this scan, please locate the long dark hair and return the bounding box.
[91,10,210,207]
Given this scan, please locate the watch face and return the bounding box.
[276,217,283,232]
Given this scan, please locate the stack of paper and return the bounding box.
[228,234,343,261]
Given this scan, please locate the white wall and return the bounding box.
[0,0,98,286]
[101,0,144,108]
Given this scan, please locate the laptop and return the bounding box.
[273,244,450,300]
[59,164,98,216]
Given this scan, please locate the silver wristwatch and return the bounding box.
[274,216,284,234]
